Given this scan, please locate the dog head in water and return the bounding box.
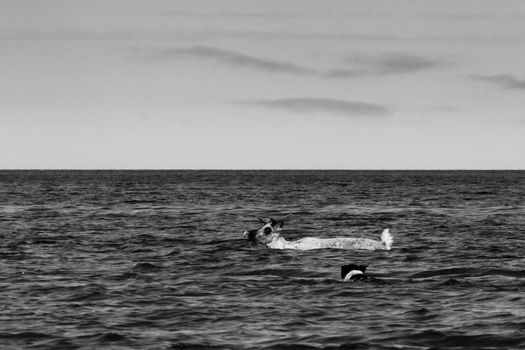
[243,216,288,245]
[341,264,368,281]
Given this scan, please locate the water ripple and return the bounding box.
[0,170,524,349]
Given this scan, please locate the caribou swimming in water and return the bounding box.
[243,216,393,251]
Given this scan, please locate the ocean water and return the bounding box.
[0,170,524,350]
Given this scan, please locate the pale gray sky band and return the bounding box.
[2,28,524,44]
[167,10,525,20]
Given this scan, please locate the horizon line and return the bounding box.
[0,168,523,171]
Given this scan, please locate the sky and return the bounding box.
[1,0,524,169]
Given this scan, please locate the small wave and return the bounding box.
[130,233,157,243]
[0,331,57,340]
[290,277,339,286]
[131,262,163,272]
[409,267,477,279]
[64,284,107,301]
[123,199,151,204]
[405,329,525,349]
[0,332,76,349]
[410,267,525,279]
[439,278,469,286]
[403,308,439,322]
[234,268,308,278]
[73,332,133,346]
[29,237,60,245]
[403,254,419,261]
[260,344,320,350]
[97,332,130,342]
[171,343,229,349]
[482,268,525,278]
[110,271,138,281]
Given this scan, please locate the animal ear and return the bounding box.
[274,220,285,230]
[341,265,351,280]
[277,214,291,228]
[269,218,284,230]
[258,217,267,224]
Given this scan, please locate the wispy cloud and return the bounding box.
[471,74,525,90]
[243,98,391,117]
[324,53,444,78]
[331,53,442,77]
[160,46,316,75]
[509,119,525,126]
[358,53,440,74]
[158,46,442,79]
[323,69,362,78]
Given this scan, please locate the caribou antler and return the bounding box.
[257,214,291,225]
[255,214,292,231]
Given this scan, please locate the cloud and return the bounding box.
[325,53,444,78]
[244,98,391,117]
[344,53,442,75]
[509,119,525,126]
[367,53,440,74]
[158,46,442,79]
[161,46,316,75]
[471,74,525,90]
[323,68,363,78]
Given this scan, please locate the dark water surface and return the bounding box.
[1,170,524,349]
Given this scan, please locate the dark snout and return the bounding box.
[243,229,258,242]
